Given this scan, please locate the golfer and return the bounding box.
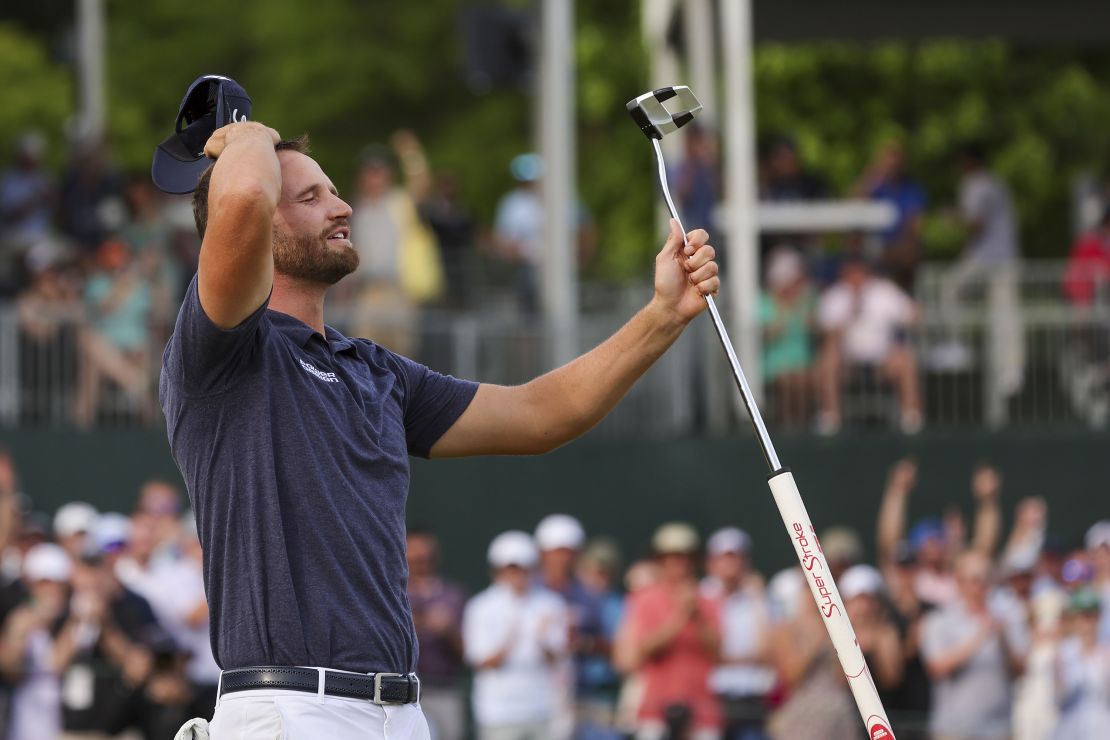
[160,120,719,739]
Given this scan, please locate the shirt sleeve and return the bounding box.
[162,275,271,396]
[387,351,479,458]
[463,593,510,666]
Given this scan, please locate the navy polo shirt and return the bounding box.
[159,277,477,673]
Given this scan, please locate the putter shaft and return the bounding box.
[651,139,781,472]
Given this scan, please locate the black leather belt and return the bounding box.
[219,667,420,705]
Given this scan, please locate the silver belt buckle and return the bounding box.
[372,672,403,705]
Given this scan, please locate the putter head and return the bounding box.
[626,86,702,140]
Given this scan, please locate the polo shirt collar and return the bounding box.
[267,309,358,354]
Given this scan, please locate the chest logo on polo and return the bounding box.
[298,358,339,384]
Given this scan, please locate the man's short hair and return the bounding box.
[191,135,311,240]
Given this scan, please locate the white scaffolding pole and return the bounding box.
[539,0,579,367]
[75,0,106,146]
[721,0,762,403]
[683,0,717,127]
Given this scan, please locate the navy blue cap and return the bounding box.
[151,75,252,194]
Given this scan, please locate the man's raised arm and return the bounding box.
[197,122,282,329]
[431,219,719,458]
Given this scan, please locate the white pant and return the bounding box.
[208,689,430,740]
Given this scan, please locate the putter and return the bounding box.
[627,86,897,740]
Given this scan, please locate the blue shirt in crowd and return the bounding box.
[160,277,477,674]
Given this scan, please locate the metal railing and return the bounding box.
[1,260,1107,435]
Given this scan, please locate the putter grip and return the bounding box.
[767,469,898,740]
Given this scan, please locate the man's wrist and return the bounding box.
[645,297,690,335]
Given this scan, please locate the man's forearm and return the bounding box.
[521,299,687,451]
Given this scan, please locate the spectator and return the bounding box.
[1054,588,1110,738]
[576,538,626,740]
[407,527,468,740]
[15,242,82,423]
[54,513,172,738]
[156,516,220,731]
[0,451,25,622]
[534,513,605,738]
[72,239,155,428]
[1063,206,1110,425]
[133,480,184,561]
[0,132,55,296]
[615,522,721,740]
[0,542,71,740]
[464,531,568,740]
[702,527,774,740]
[58,142,125,255]
[52,502,98,564]
[759,136,828,203]
[492,154,596,315]
[936,143,1024,405]
[419,171,478,310]
[120,175,182,326]
[818,526,865,582]
[759,248,814,429]
[921,551,1026,740]
[878,461,1004,611]
[815,255,922,435]
[1086,521,1110,644]
[851,141,927,293]
[673,124,721,242]
[347,133,444,354]
[758,135,830,263]
[766,568,862,739]
[1063,205,1110,307]
[839,565,905,698]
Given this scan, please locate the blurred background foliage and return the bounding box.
[4,2,1110,276]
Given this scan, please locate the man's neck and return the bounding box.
[269,273,328,335]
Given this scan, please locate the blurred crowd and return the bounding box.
[0,122,1044,436]
[8,123,1110,434]
[2,444,1110,740]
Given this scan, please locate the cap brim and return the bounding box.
[152,145,213,195]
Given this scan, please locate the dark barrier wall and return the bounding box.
[1,427,1107,590]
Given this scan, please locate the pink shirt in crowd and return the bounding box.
[626,583,723,730]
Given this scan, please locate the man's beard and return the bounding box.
[272,225,359,285]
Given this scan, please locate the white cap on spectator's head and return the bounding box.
[534,514,585,551]
[53,502,99,539]
[766,248,805,291]
[23,543,72,582]
[652,522,700,555]
[488,531,538,569]
[707,527,752,556]
[89,513,132,554]
[839,564,884,600]
[1086,521,1110,551]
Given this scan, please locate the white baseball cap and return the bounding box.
[707,527,752,556]
[1086,521,1110,550]
[534,514,585,551]
[53,502,99,539]
[839,564,884,600]
[488,531,539,569]
[23,542,72,582]
[89,512,132,554]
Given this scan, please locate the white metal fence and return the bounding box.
[1,260,1107,435]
